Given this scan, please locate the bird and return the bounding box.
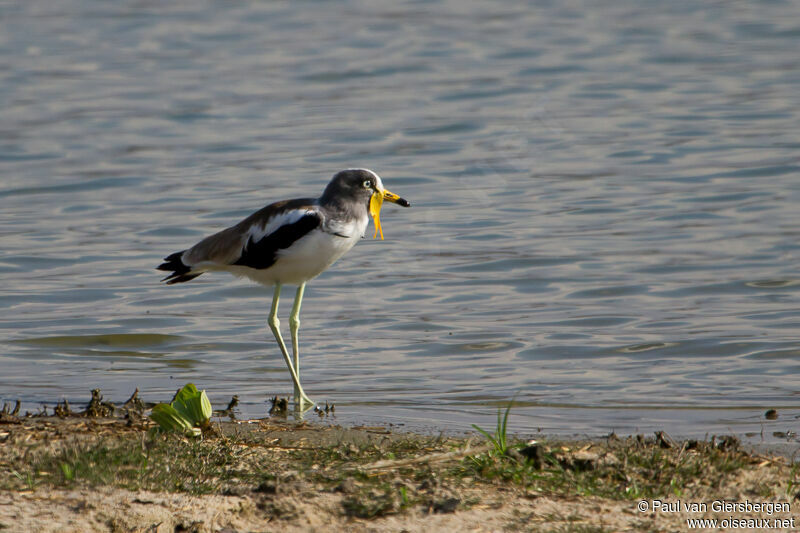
[157,168,410,408]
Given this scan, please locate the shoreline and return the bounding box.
[3,388,798,446]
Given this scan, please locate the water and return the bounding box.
[2,0,799,440]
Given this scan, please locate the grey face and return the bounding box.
[320,169,381,208]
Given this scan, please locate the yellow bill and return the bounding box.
[369,188,410,240]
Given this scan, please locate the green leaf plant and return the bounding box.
[149,383,212,437]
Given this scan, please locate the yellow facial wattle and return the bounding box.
[369,191,385,240]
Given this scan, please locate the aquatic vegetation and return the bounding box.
[149,383,212,437]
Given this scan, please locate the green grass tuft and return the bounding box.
[471,399,513,456]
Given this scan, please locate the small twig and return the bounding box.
[235,440,321,451]
[354,443,494,471]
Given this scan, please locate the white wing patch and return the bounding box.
[244,208,316,250]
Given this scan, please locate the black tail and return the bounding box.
[157,251,202,284]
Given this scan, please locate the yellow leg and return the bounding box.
[267,283,313,407]
[289,283,306,401]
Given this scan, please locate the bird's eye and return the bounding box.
[362,180,372,189]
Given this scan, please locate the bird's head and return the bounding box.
[323,169,411,239]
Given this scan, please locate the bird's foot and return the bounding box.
[293,392,314,409]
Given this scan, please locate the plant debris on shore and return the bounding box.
[0,390,797,532]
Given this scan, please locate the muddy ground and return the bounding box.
[0,394,798,532]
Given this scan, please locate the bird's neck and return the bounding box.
[320,197,369,223]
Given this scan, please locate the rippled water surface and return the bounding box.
[2,0,800,439]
